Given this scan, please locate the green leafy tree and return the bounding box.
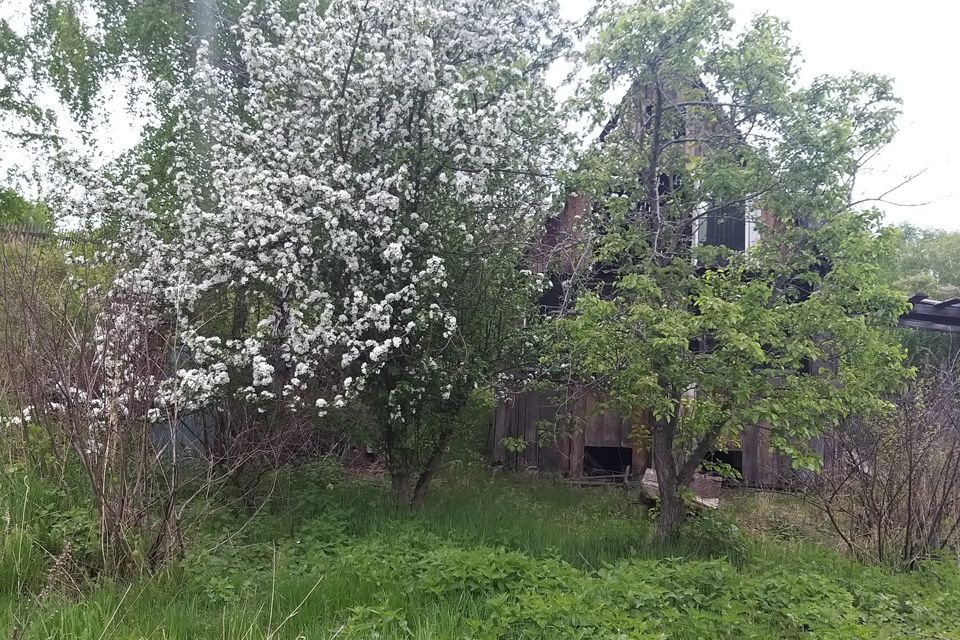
[11,0,255,123]
[0,188,51,227]
[549,0,909,538]
[4,0,308,225]
[881,224,960,369]
[0,20,54,143]
[889,224,960,299]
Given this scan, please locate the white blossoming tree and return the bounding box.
[102,0,566,504]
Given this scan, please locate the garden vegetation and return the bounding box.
[1,0,959,637]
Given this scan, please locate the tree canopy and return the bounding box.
[547,0,909,537]
[0,188,51,227]
[890,224,960,299]
[77,0,566,504]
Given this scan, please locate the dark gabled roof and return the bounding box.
[900,295,960,333]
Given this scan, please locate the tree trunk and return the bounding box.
[651,417,685,540]
[410,431,453,508]
[656,483,686,540]
[388,431,453,508]
[230,285,249,340]
[391,472,414,505]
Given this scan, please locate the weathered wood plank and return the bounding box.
[537,395,561,472]
[741,422,761,486]
[511,392,524,468]
[569,394,585,478]
[629,411,650,476]
[523,391,540,469]
[491,402,505,464]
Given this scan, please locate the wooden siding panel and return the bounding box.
[537,396,561,472]
[742,422,781,487]
[570,426,585,478]
[523,391,540,469]
[509,393,521,468]
[493,391,801,487]
[628,411,650,476]
[741,423,761,486]
[491,402,506,464]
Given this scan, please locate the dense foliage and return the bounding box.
[67,0,566,503]
[0,189,50,227]
[890,224,960,299]
[4,464,960,639]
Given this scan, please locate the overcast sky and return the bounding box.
[560,0,959,230]
[4,0,956,230]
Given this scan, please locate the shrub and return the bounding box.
[678,511,749,565]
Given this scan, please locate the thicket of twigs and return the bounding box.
[807,366,960,567]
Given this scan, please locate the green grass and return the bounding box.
[2,461,960,639]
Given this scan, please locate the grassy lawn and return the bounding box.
[2,462,960,639]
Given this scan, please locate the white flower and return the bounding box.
[252,355,275,387]
[382,242,404,263]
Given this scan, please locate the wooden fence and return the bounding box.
[0,223,92,249]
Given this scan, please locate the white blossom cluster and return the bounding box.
[5,282,173,462]
[0,405,32,430]
[96,0,564,419]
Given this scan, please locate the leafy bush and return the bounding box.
[4,465,960,638]
[678,511,749,565]
[0,462,99,597]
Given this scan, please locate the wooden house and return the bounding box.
[490,389,797,487]
[489,191,796,486]
[492,234,960,487]
[488,75,796,486]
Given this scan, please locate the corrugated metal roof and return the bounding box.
[899,295,960,333]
